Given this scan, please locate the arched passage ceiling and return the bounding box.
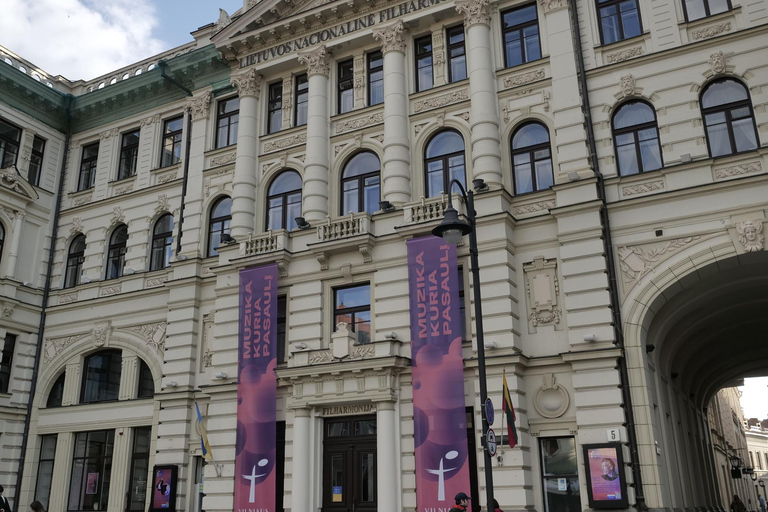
[644,251,768,409]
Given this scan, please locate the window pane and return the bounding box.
[684,0,706,20]
[450,54,467,82]
[600,5,620,44]
[361,452,375,502]
[513,123,549,148]
[514,156,533,194]
[543,476,581,512]
[706,123,732,157]
[709,0,730,15]
[328,422,350,437]
[427,161,444,197]
[336,285,370,308]
[505,32,523,67]
[286,194,302,231]
[426,131,464,158]
[732,118,758,153]
[342,180,359,214]
[340,89,354,114]
[355,310,371,344]
[363,177,380,215]
[82,351,122,403]
[620,1,642,39]
[535,159,554,190]
[448,155,465,188]
[417,58,433,91]
[541,437,578,475]
[617,140,640,175]
[701,80,749,108]
[523,26,541,61]
[504,5,537,27]
[614,102,656,129]
[638,130,662,171]
[355,419,377,436]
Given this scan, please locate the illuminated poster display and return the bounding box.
[149,465,178,512]
[583,443,629,509]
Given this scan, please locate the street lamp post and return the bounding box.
[432,178,495,511]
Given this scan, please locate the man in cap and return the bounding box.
[450,492,471,512]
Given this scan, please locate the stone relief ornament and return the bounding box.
[538,0,569,13]
[736,220,764,252]
[93,322,110,347]
[231,68,263,98]
[620,74,635,97]
[617,236,700,284]
[714,161,762,180]
[692,22,730,40]
[309,350,334,364]
[414,89,469,112]
[155,194,171,213]
[606,46,643,64]
[140,114,160,127]
[216,8,232,30]
[298,45,331,77]
[455,0,491,27]
[110,206,125,225]
[372,20,406,54]
[621,179,664,197]
[503,69,545,88]
[335,112,383,134]
[708,50,726,74]
[130,321,168,354]
[44,334,86,363]
[533,374,570,419]
[71,216,84,234]
[187,92,212,120]
[513,200,555,216]
[99,128,118,140]
[524,257,562,333]
[210,152,236,166]
[2,302,15,318]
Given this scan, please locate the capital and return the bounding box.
[186,91,212,120]
[372,20,406,54]
[538,0,569,14]
[298,45,331,77]
[231,68,263,98]
[455,0,491,27]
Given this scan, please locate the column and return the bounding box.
[47,433,73,512]
[230,69,262,238]
[297,46,331,222]
[376,402,398,512]
[5,211,24,279]
[455,0,503,185]
[106,427,133,512]
[372,20,412,205]
[292,408,312,512]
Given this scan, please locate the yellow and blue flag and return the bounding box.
[195,401,213,461]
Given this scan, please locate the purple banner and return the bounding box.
[407,236,470,511]
[235,264,278,512]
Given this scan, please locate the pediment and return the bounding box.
[0,166,40,202]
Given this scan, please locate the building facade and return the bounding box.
[1,0,767,511]
[746,418,768,504]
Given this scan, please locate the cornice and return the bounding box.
[0,63,70,132]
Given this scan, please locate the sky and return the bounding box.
[740,377,768,420]
[0,0,243,81]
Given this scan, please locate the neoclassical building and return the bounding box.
[1,0,767,511]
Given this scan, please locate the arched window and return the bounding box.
[341,152,381,214]
[511,122,554,195]
[137,360,154,398]
[81,349,122,403]
[150,214,173,271]
[65,235,86,288]
[701,78,759,158]
[106,225,128,280]
[425,130,466,198]
[612,101,663,176]
[208,197,232,257]
[266,171,303,231]
[46,373,65,407]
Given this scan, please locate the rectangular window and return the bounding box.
[502,4,541,68]
[334,284,371,344]
[294,74,309,127]
[28,136,46,187]
[160,116,183,167]
[78,142,99,191]
[277,295,287,363]
[35,434,58,509]
[683,0,731,21]
[68,430,115,511]
[216,97,240,148]
[268,82,283,134]
[117,130,140,180]
[127,427,151,511]
[367,51,384,106]
[415,35,434,92]
[338,59,355,114]
[447,26,467,83]
[0,120,21,168]
[540,437,581,512]
[597,0,642,45]
[0,333,16,394]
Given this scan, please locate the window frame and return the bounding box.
[28,135,46,187]
[117,129,140,181]
[424,129,466,198]
[105,225,128,280]
[126,427,152,511]
[65,235,86,288]
[0,333,16,394]
[501,3,542,68]
[539,436,581,512]
[0,119,21,168]
[595,0,643,45]
[700,78,759,159]
[682,0,732,22]
[333,283,372,345]
[294,74,309,127]
[46,372,65,407]
[612,100,663,176]
[68,429,115,511]
[81,350,122,404]
[338,59,355,115]
[35,434,58,510]
[367,51,384,107]
[265,170,303,231]
[207,196,232,258]
[510,122,554,195]
[446,25,467,83]
[414,35,434,92]
[215,97,240,148]
[160,116,183,168]
[150,214,174,271]
[78,142,99,191]
[267,82,283,134]
[340,151,381,215]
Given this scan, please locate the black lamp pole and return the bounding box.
[433,179,495,511]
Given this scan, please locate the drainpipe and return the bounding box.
[13,94,75,512]
[567,1,648,510]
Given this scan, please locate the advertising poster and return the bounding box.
[151,467,174,510]
[583,443,629,509]
[407,236,471,511]
[85,473,99,495]
[235,264,278,512]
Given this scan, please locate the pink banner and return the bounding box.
[235,264,278,512]
[407,236,471,511]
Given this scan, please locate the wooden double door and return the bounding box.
[322,416,377,512]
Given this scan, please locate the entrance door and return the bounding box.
[322,416,377,512]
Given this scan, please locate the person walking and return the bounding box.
[758,493,766,512]
[731,494,746,512]
[450,492,471,512]
[0,486,11,512]
[30,501,46,512]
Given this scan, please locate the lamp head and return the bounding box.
[432,206,472,245]
[295,217,312,230]
[220,233,237,244]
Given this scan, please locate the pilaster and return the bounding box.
[47,432,73,512]
[106,427,133,512]
[5,211,25,279]
[291,408,312,512]
[62,361,81,406]
[119,355,139,400]
[431,27,447,87]
[18,129,35,177]
[282,76,293,130]
[376,401,399,512]
[353,51,366,109]
[230,69,262,238]
[179,94,211,257]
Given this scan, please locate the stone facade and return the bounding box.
[1,0,767,511]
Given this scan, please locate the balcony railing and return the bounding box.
[317,212,371,242]
[243,230,289,256]
[403,194,464,225]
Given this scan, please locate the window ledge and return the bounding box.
[151,162,182,174]
[594,32,648,51]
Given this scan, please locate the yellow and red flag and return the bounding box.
[502,370,519,448]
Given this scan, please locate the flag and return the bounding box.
[195,401,213,460]
[502,370,519,448]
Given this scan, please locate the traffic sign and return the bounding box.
[485,398,494,426]
[486,428,497,456]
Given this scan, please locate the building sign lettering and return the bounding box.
[321,403,375,416]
